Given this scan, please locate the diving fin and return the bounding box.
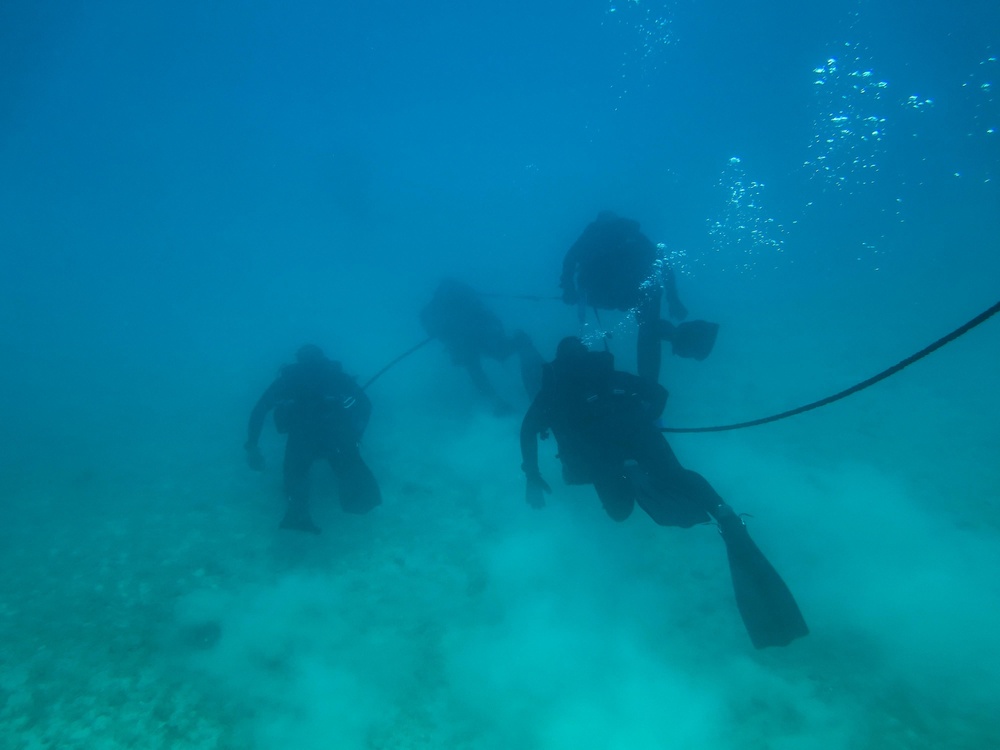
[280,497,322,535]
[717,510,808,649]
[662,320,719,361]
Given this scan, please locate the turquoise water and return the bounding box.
[2,1,998,748]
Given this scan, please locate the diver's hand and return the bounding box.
[523,470,551,509]
[244,443,265,471]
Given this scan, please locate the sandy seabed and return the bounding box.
[2,366,998,750]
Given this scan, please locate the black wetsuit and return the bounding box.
[560,214,686,383]
[520,350,722,525]
[246,358,380,529]
[421,278,543,410]
[520,343,810,650]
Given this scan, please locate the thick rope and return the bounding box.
[361,337,433,391]
[661,298,1000,434]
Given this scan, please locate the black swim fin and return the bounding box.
[663,320,719,361]
[717,510,808,648]
[280,498,322,535]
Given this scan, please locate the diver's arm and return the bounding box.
[354,388,372,435]
[519,398,552,507]
[244,379,281,471]
[519,402,542,475]
[419,302,439,339]
[246,380,281,449]
[560,240,583,302]
[344,379,373,440]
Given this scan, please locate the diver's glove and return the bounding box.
[244,442,265,472]
[521,464,551,509]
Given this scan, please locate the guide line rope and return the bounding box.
[661,298,1000,433]
[359,297,1000,434]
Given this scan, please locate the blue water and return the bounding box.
[2,1,998,748]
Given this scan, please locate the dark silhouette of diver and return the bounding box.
[244,344,381,534]
[420,278,545,415]
[560,211,719,383]
[519,337,808,648]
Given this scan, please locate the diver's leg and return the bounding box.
[465,357,495,397]
[281,433,321,534]
[630,429,724,524]
[466,358,514,415]
[636,291,663,383]
[592,466,636,522]
[329,445,382,514]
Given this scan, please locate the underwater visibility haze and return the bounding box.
[1,0,999,748]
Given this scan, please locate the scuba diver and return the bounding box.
[244,344,381,534]
[560,211,719,383]
[420,278,545,415]
[519,336,808,649]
